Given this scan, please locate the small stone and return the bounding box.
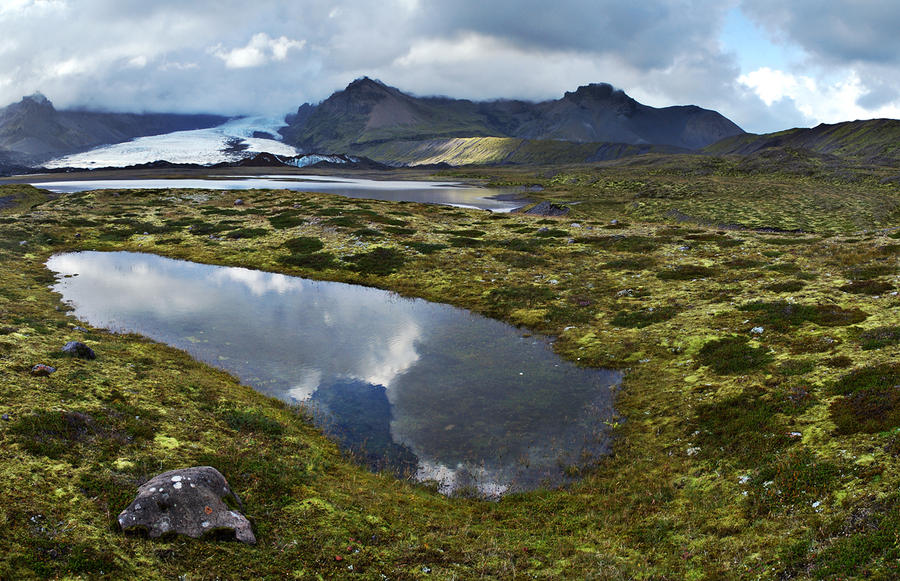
[234,199,244,206]
[750,326,764,335]
[31,364,56,377]
[1,413,9,421]
[62,341,96,359]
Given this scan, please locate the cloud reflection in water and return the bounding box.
[48,251,620,495]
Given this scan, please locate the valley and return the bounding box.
[1,148,899,577]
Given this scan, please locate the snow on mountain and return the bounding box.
[44,116,300,168]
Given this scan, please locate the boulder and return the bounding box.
[61,341,95,359]
[118,466,255,544]
[31,364,56,377]
[515,201,570,217]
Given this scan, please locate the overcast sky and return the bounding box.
[1,0,898,133]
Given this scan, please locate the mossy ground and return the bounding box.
[0,161,899,579]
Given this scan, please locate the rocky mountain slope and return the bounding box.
[280,78,745,162]
[0,94,227,164]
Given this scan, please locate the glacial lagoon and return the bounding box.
[30,174,524,212]
[47,251,620,495]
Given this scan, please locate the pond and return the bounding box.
[47,251,620,496]
[29,175,524,212]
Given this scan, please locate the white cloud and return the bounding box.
[126,55,147,69]
[739,67,900,124]
[209,32,305,69]
[738,67,814,106]
[50,57,91,78]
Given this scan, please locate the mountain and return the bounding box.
[280,78,745,163]
[704,118,900,165]
[0,93,227,164]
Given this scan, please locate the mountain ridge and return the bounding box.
[279,78,746,158]
[0,93,228,164]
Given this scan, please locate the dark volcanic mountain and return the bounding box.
[280,78,745,156]
[0,93,227,164]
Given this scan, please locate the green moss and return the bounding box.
[739,301,868,330]
[745,449,837,516]
[225,227,269,239]
[610,307,679,328]
[6,162,900,577]
[839,280,895,295]
[282,236,325,254]
[279,251,336,270]
[382,226,416,236]
[697,336,773,374]
[268,211,306,229]
[830,364,900,433]
[345,247,406,275]
[220,409,285,436]
[859,326,900,350]
[765,280,807,292]
[575,235,660,252]
[694,388,792,465]
[407,241,448,254]
[777,358,816,376]
[351,228,382,238]
[657,264,716,280]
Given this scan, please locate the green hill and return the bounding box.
[705,118,900,165]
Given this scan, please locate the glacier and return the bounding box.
[44,117,300,169]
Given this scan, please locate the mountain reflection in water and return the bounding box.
[48,251,620,496]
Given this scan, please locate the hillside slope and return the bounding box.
[705,118,900,164]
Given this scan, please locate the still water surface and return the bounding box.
[47,251,619,495]
[30,175,522,212]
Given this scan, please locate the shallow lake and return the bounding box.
[30,174,523,212]
[47,251,620,495]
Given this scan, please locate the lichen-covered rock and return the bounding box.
[31,364,56,376]
[118,466,255,544]
[61,341,95,359]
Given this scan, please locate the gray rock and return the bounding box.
[234,199,244,206]
[1,413,9,421]
[62,341,95,359]
[31,364,56,377]
[515,201,570,217]
[118,466,255,544]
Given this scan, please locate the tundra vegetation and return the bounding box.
[1,152,899,579]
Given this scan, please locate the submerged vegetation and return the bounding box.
[0,155,899,579]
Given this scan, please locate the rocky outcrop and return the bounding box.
[118,466,256,544]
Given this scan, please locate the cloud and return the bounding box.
[0,1,894,132]
[739,0,900,121]
[209,33,305,69]
[739,67,900,125]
